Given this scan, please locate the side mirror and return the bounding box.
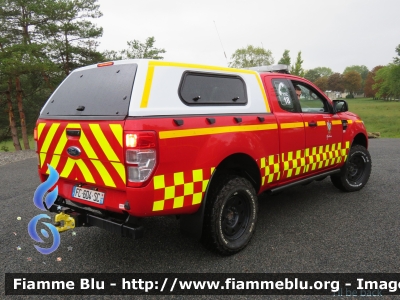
[333,100,348,113]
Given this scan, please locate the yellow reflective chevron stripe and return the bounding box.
[47,155,61,173]
[110,124,123,147]
[60,158,95,183]
[111,162,126,184]
[54,130,68,155]
[60,158,75,178]
[42,123,60,153]
[37,123,46,140]
[75,159,95,183]
[40,153,46,168]
[38,122,125,189]
[89,124,119,162]
[91,160,115,187]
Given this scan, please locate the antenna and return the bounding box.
[213,20,228,65]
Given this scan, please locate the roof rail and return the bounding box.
[246,64,291,74]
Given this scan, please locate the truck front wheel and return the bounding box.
[201,175,258,255]
[331,144,372,192]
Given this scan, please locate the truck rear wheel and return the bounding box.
[331,144,372,192]
[201,175,258,255]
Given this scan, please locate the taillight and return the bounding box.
[125,131,158,187]
[33,126,39,165]
[34,127,38,141]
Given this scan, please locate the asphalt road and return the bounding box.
[1,138,399,299]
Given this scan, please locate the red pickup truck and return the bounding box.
[35,60,371,255]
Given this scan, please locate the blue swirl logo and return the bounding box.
[28,164,61,254]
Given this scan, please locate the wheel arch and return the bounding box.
[352,133,368,148]
[180,152,261,240]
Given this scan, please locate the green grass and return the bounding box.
[344,98,400,138]
[0,135,35,152]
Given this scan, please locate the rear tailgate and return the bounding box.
[36,120,126,190]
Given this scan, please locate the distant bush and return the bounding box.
[1,145,9,152]
[346,94,355,99]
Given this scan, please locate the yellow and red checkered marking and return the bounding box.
[260,154,281,185]
[259,141,350,185]
[37,122,125,189]
[152,167,215,211]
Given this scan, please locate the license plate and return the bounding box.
[72,186,104,204]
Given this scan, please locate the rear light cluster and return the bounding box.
[125,131,158,186]
[33,126,39,165]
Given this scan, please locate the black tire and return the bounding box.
[201,175,258,255]
[331,144,372,192]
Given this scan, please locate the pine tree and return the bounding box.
[292,51,305,77]
[278,50,291,66]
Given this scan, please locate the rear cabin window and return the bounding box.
[179,72,247,105]
[40,64,137,119]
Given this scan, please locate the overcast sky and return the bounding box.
[94,0,399,73]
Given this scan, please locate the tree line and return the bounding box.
[0,0,165,151]
[229,45,400,100]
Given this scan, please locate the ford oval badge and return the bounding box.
[67,146,81,157]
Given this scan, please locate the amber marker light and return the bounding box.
[97,62,114,67]
[33,127,38,140]
[126,134,138,148]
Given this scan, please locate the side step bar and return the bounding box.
[268,169,340,194]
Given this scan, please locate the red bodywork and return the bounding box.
[35,73,368,218]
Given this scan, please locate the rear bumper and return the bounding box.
[48,201,144,240]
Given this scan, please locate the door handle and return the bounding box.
[308,121,317,127]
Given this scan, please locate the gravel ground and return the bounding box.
[0,150,37,166]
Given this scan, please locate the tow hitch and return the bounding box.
[49,204,144,239]
[54,211,76,232]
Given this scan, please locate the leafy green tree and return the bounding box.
[291,51,304,77]
[328,73,344,92]
[314,67,333,77]
[229,45,274,68]
[372,45,400,100]
[373,66,391,99]
[343,71,362,95]
[393,44,400,64]
[344,65,369,80]
[304,67,332,83]
[343,65,369,93]
[121,36,166,59]
[373,64,400,99]
[304,69,321,83]
[364,66,383,98]
[278,49,291,66]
